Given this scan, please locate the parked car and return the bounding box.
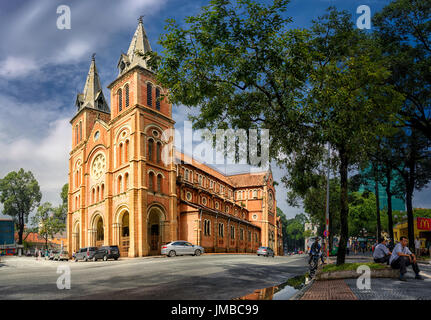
[92,246,120,261]
[46,250,58,260]
[74,247,98,262]
[54,250,69,261]
[257,246,275,257]
[161,241,204,257]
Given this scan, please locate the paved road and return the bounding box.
[0,254,308,300]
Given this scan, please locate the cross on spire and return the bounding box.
[138,15,145,24]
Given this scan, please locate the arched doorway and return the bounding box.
[147,206,165,255]
[95,215,104,247]
[73,222,80,253]
[120,211,130,257]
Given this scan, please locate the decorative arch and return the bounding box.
[114,125,131,144]
[72,220,81,253]
[89,211,105,247]
[114,205,130,257]
[146,204,167,255]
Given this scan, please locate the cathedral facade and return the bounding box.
[67,20,282,257]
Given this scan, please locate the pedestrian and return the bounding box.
[414,237,421,257]
[390,236,423,281]
[373,238,392,265]
[427,239,431,259]
[346,240,350,256]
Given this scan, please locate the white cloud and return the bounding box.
[0,117,70,206]
[0,56,39,78]
[0,0,168,79]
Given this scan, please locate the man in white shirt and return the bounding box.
[414,237,421,257]
[373,238,391,264]
[390,236,423,281]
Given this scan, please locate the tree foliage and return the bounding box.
[31,202,65,249]
[0,169,42,244]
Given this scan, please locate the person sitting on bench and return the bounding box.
[390,236,423,281]
[373,238,391,264]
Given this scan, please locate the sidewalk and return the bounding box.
[299,256,431,300]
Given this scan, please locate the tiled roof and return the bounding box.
[227,172,267,188]
[175,151,268,188]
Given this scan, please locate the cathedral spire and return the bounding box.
[76,55,110,113]
[117,17,152,75]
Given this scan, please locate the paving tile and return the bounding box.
[300,280,357,300]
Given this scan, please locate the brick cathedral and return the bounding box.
[67,19,283,257]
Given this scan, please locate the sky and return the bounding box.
[0,0,430,221]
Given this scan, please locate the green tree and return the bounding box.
[300,9,402,265]
[0,169,42,245]
[150,1,402,265]
[348,192,378,237]
[373,0,431,141]
[55,183,68,223]
[391,128,431,250]
[31,202,65,250]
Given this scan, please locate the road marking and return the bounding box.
[420,272,431,279]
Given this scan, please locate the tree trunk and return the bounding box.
[406,179,415,252]
[336,147,349,266]
[385,168,394,241]
[18,214,24,245]
[374,175,381,240]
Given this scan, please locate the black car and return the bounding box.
[75,247,98,262]
[92,245,120,261]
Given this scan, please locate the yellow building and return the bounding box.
[393,217,431,248]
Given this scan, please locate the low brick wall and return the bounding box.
[316,267,398,281]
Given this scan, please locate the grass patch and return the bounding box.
[321,262,387,273]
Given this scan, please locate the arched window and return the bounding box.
[75,125,78,144]
[118,176,122,194]
[118,89,123,112]
[148,139,154,161]
[157,174,162,193]
[148,172,154,191]
[147,83,152,107]
[155,87,160,110]
[156,142,161,163]
[125,140,129,162]
[184,169,189,181]
[92,188,95,204]
[96,186,100,202]
[101,184,105,200]
[204,220,211,236]
[119,143,123,166]
[79,121,82,141]
[219,223,224,238]
[125,84,129,107]
[125,173,129,190]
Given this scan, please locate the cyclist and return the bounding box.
[308,238,325,265]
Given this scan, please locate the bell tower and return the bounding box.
[106,18,176,257]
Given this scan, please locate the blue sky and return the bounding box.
[0,0,429,219]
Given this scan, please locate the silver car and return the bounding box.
[257,246,275,257]
[161,241,204,257]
